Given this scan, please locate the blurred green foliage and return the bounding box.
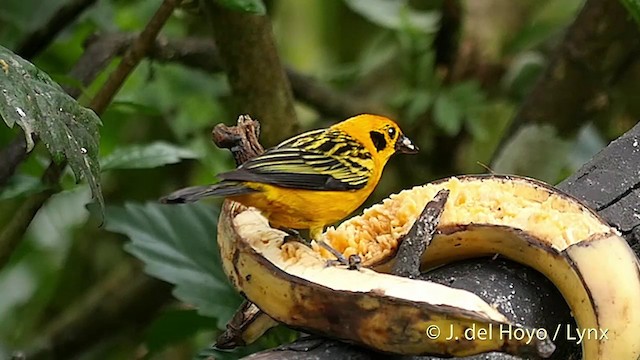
[0,0,637,359]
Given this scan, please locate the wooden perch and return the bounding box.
[212,115,265,166]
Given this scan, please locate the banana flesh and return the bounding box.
[323,175,640,359]
[216,175,640,359]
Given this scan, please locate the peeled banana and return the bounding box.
[216,175,640,359]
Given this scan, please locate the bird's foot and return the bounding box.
[325,253,361,270]
[280,228,312,246]
[278,228,357,270]
[318,241,361,270]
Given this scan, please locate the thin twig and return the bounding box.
[89,0,182,114]
[286,70,388,119]
[16,0,98,59]
[0,190,55,267]
[0,136,28,188]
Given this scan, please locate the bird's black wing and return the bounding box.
[218,129,374,191]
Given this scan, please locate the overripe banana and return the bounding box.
[216,175,640,359]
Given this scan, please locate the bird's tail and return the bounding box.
[159,182,257,204]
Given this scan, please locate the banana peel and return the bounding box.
[216,175,640,359]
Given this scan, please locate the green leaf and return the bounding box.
[433,93,462,136]
[568,123,606,172]
[344,0,439,33]
[0,45,103,210]
[215,0,266,14]
[104,202,241,328]
[405,90,432,123]
[144,309,217,355]
[505,0,582,53]
[0,174,44,200]
[108,101,164,117]
[101,141,200,171]
[445,81,490,140]
[448,81,484,109]
[621,0,640,25]
[502,52,546,99]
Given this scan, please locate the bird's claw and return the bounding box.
[313,239,362,270]
[278,228,359,270]
[281,228,312,246]
[324,252,361,271]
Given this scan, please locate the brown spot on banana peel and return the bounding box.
[232,247,242,287]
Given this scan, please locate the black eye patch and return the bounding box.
[369,131,387,152]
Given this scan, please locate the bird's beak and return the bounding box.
[395,135,419,154]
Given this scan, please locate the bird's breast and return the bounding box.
[231,184,374,230]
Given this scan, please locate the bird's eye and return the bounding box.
[387,127,396,139]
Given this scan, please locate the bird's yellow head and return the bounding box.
[333,114,418,164]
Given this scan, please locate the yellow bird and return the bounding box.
[161,114,418,247]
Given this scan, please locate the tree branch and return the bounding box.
[0,189,55,268]
[491,0,640,164]
[89,0,183,114]
[201,2,298,146]
[83,33,383,120]
[286,70,388,119]
[15,0,98,59]
[0,136,28,188]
